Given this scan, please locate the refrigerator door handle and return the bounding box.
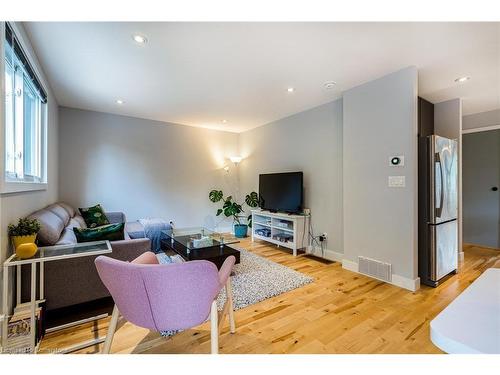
[435,152,444,218]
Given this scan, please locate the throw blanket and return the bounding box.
[139,218,169,253]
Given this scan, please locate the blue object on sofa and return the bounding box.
[139,218,172,253]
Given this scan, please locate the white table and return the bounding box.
[430,268,500,354]
[1,240,112,353]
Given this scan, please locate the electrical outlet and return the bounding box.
[322,233,327,239]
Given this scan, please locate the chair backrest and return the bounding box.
[95,256,221,331]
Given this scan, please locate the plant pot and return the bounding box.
[234,224,248,238]
[12,234,38,259]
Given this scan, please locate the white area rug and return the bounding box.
[158,248,313,336]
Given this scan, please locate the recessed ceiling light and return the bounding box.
[324,81,336,89]
[132,34,148,44]
[221,119,228,124]
[454,76,470,83]
[287,87,295,93]
[116,99,124,105]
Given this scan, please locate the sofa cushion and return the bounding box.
[67,217,84,229]
[73,215,87,228]
[56,228,78,245]
[28,210,65,246]
[125,221,145,239]
[46,204,71,226]
[78,204,110,228]
[73,223,125,243]
[58,202,76,218]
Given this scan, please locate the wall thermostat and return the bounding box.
[389,155,404,166]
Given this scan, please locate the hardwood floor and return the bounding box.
[39,240,500,354]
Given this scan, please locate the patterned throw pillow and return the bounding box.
[73,223,125,243]
[78,204,110,228]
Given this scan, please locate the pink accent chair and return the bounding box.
[95,252,236,354]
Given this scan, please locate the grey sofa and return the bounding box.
[21,202,151,311]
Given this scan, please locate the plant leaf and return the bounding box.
[209,190,223,203]
[245,191,259,207]
[247,214,253,228]
[216,209,223,216]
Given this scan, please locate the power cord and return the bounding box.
[308,214,326,258]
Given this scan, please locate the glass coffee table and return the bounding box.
[161,227,240,269]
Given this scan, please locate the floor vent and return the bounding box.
[358,256,392,282]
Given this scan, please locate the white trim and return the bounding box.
[462,124,500,134]
[341,258,358,272]
[0,181,47,195]
[458,251,465,263]
[306,246,343,262]
[392,274,420,292]
[341,258,420,291]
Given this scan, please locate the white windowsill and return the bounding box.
[0,180,47,194]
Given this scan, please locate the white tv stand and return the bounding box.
[251,209,310,256]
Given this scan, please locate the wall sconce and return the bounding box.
[229,156,243,165]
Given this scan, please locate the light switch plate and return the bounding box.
[388,176,405,187]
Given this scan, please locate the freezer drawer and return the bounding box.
[430,220,458,281]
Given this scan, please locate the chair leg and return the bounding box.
[226,280,236,334]
[102,305,120,354]
[210,300,219,354]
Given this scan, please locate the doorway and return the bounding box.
[462,128,500,249]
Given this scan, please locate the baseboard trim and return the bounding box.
[458,251,465,262]
[341,259,420,292]
[306,246,343,262]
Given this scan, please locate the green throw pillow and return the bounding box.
[73,223,125,243]
[78,204,110,228]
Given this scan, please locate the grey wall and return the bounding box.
[58,108,239,231]
[343,67,418,285]
[435,99,462,139]
[463,109,500,131]
[239,99,343,258]
[462,129,500,248]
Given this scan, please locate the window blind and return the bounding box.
[5,22,48,103]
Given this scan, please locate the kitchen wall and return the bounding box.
[462,108,500,131]
[462,129,500,248]
[238,99,343,259]
[342,66,419,290]
[58,108,239,231]
[0,23,59,309]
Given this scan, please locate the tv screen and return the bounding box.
[259,172,303,214]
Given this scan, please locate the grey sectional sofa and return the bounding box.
[21,202,151,311]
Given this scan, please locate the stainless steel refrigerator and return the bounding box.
[418,135,459,287]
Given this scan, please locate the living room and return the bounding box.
[1,1,499,373]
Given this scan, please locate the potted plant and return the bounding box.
[8,217,41,259]
[209,190,259,238]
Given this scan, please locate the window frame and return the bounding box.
[1,22,48,194]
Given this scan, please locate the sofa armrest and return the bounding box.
[106,211,126,224]
[110,238,151,260]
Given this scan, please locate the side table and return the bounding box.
[1,240,112,353]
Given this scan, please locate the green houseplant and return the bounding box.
[209,190,259,238]
[8,217,41,259]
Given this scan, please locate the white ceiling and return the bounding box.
[24,22,500,133]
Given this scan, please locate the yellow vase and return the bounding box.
[12,234,38,259]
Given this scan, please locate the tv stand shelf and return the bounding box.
[251,210,310,256]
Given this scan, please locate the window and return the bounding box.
[3,22,47,186]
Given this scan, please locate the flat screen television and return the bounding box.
[258,172,303,214]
